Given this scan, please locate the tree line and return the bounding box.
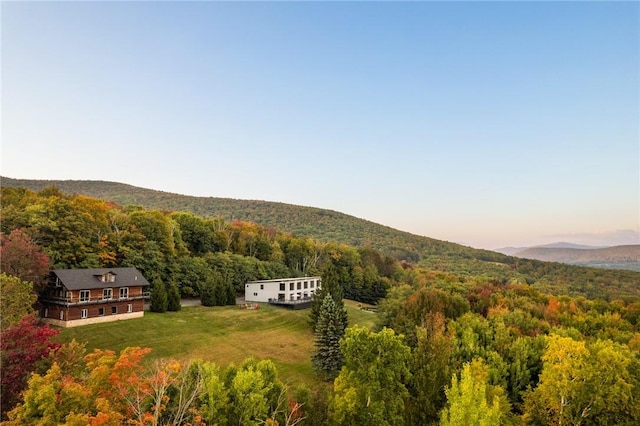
[4,177,639,302]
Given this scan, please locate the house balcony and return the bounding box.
[268,296,313,310]
[40,292,150,307]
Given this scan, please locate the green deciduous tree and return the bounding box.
[0,273,37,329]
[223,358,285,426]
[407,312,453,425]
[330,326,411,426]
[440,360,503,426]
[173,256,210,297]
[195,361,229,425]
[171,212,216,256]
[524,334,638,425]
[6,362,94,425]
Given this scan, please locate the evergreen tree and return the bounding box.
[201,272,232,307]
[150,277,168,313]
[311,294,345,381]
[310,264,347,331]
[200,274,218,307]
[224,279,236,305]
[167,280,181,311]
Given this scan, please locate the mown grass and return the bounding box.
[57,301,377,387]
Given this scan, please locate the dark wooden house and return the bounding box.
[39,268,150,327]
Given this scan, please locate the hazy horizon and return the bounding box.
[2,1,638,250]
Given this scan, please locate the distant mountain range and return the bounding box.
[495,242,605,256]
[496,243,640,271]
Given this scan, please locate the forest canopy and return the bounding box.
[1,184,640,424]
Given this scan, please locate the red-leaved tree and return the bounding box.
[0,313,60,417]
[0,229,50,292]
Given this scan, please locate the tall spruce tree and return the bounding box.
[224,279,236,305]
[311,294,345,381]
[150,277,168,313]
[310,263,347,331]
[200,274,218,307]
[167,280,181,311]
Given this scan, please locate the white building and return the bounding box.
[245,276,322,303]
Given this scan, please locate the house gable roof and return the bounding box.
[52,267,150,290]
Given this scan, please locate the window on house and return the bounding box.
[310,281,315,289]
[112,306,118,314]
[81,309,88,319]
[297,282,301,290]
[304,281,308,289]
[260,284,264,290]
[103,288,112,300]
[279,283,285,291]
[289,283,294,291]
[99,307,105,316]
[80,290,90,302]
[127,304,133,313]
[119,287,129,299]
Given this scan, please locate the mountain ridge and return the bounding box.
[515,245,640,270]
[495,242,607,256]
[4,176,640,285]
[0,176,471,261]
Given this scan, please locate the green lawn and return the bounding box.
[57,301,377,387]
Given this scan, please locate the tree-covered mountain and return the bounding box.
[2,176,640,301]
[495,242,603,256]
[0,177,499,261]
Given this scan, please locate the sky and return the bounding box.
[2,1,639,250]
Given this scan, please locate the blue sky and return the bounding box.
[2,1,638,250]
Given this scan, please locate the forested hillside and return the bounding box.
[1,177,456,260]
[2,177,639,301]
[2,184,640,424]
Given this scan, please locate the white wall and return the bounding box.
[244,277,321,303]
[245,282,281,303]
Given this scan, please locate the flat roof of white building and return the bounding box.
[245,276,321,284]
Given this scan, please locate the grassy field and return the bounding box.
[57,300,377,387]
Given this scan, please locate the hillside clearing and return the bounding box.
[57,301,377,387]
